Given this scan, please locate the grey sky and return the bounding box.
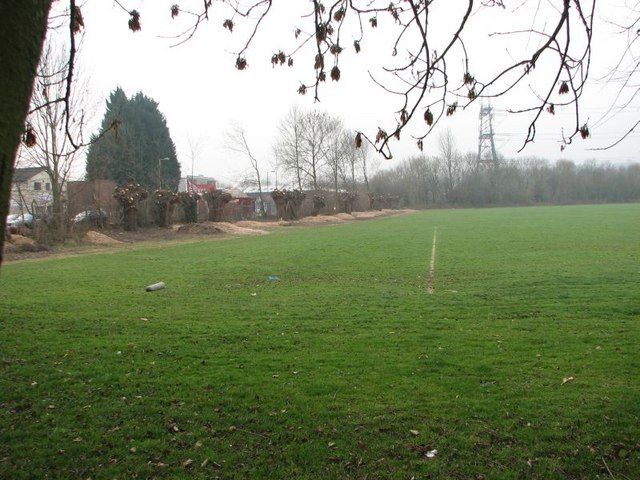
[68,0,639,186]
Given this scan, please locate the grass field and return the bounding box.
[1,204,639,479]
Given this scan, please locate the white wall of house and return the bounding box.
[10,171,55,215]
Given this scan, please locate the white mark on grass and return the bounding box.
[428,227,438,294]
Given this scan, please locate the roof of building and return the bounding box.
[225,187,249,199]
[245,191,275,200]
[13,167,46,183]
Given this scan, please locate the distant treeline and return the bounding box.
[370,156,640,207]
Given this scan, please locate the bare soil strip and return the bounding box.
[4,209,418,264]
[427,227,437,294]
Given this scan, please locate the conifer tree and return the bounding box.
[86,88,180,190]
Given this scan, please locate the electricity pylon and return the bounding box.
[477,101,498,168]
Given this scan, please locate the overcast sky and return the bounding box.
[63,0,640,186]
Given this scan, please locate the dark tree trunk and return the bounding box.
[271,191,285,219]
[312,196,325,216]
[123,207,138,231]
[183,200,198,223]
[155,203,169,227]
[178,193,199,223]
[0,0,52,268]
[204,190,232,222]
[51,182,65,242]
[155,199,177,227]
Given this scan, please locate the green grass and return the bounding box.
[1,204,639,479]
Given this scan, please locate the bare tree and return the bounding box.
[299,110,338,191]
[185,133,207,191]
[274,106,306,191]
[325,121,348,209]
[590,4,640,150]
[225,123,266,217]
[425,156,442,204]
[339,131,359,193]
[19,39,94,238]
[437,129,462,202]
[357,141,376,195]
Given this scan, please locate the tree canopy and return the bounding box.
[86,88,180,190]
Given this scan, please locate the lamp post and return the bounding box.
[158,157,169,189]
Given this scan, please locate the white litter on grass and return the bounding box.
[426,449,438,458]
[146,282,166,292]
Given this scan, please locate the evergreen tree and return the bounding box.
[86,88,180,190]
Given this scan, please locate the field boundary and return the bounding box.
[3,210,420,265]
[428,227,437,294]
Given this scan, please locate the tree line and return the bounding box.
[273,106,374,206]
[368,131,640,207]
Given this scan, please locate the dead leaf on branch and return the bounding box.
[235,56,248,70]
[331,66,341,81]
[424,108,434,126]
[128,10,141,32]
[559,81,569,94]
[579,124,590,139]
[23,127,36,147]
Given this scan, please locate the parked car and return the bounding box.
[6,213,35,229]
[73,209,107,228]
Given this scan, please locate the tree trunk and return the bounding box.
[182,200,198,223]
[311,153,318,191]
[294,140,303,191]
[51,181,65,241]
[333,160,339,212]
[256,172,267,218]
[156,202,169,227]
[124,207,138,231]
[362,158,370,196]
[0,0,52,268]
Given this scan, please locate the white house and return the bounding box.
[10,167,54,215]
